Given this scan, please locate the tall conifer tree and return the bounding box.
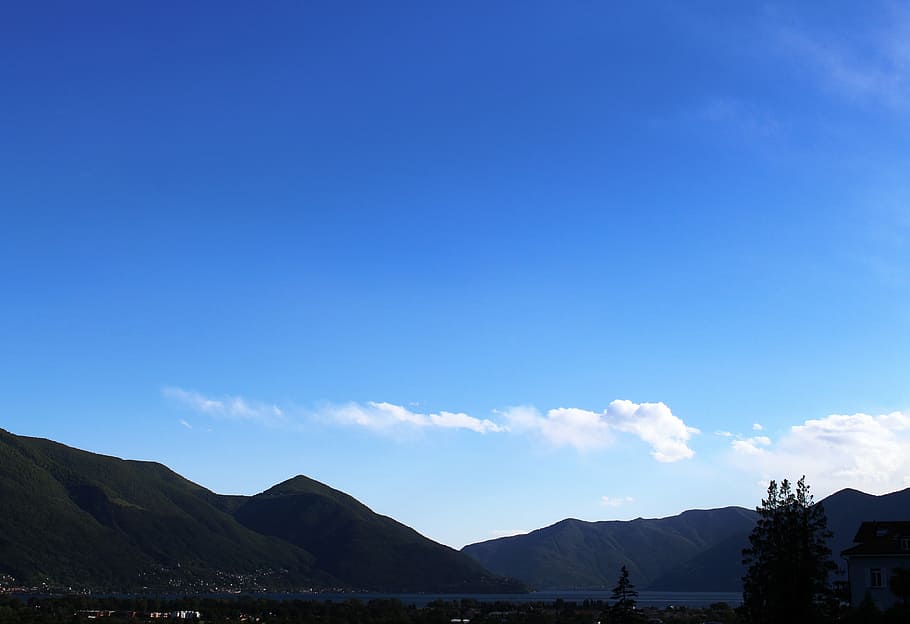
[611,565,639,623]
[741,477,837,624]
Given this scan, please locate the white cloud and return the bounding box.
[609,400,701,462]
[165,390,506,436]
[430,410,505,433]
[601,496,635,508]
[163,387,287,427]
[500,400,699,462]
[179,419,192,430]
[752,423,764,431]
[730,411,910,495]
[715,430,734,437]
[500,406,613,451]
[162,390,698,462]
[324,401,505,434]
[731,436,772,456]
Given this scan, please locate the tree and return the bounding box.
[610,565,639,623]
[741,476,838,624]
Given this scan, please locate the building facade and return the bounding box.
[841,521,910,610]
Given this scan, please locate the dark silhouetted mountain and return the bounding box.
[464,487,910,591]
[650,486,910,591]
[0,429,520,592]
[462,507,756,590]
[233,475,523,592]
[823,487,910,566]
[646,529,752,591]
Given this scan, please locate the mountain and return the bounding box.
[0,429,520,592]
[648,486,910,590]
[234,475,517,592]
[645,529,752,591]
[461,507,756,590]
[7,425,906,594]
[463,488,910,591]
[0,428,321,590]
[822,487,910,561]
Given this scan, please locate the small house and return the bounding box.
[841,521,910,610]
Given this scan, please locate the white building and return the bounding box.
[841,521,910,610]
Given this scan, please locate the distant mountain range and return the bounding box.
[4,427,908,594]
[0,429,522,593]
[461,487,910,591]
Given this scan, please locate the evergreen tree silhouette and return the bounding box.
[741,476,837,624]
[610,565,639,623]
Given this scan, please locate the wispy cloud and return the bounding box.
[322,401,505,434]
[163,387,287,427]
[718,427,772,455]
[601,496,635,508]
[179,419,192,430]
[730,411,910,495]
[500,400,699,462]
[774,6,910,112]
[501,406,613,451]
[731,435,772,456]
[163,389,699,464]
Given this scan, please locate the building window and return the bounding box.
[901,537,910,551]
[871,568,883,588]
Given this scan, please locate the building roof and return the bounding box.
[841,521,910,558]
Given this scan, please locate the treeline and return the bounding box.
[0,595,742,624]
[3,594,910,623]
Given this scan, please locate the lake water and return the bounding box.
[285,590,742,608]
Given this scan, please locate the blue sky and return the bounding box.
[2,2,910,548]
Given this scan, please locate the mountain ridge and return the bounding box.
[5,427,908,594]
[0,428,522,593]
[462,487,910,591]
[462,506,757,590]
[233,473,510,592]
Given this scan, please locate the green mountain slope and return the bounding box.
[0,429,322,589]
[0,429,519,593]
[233,475,524,592]
[461,507,756,590]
